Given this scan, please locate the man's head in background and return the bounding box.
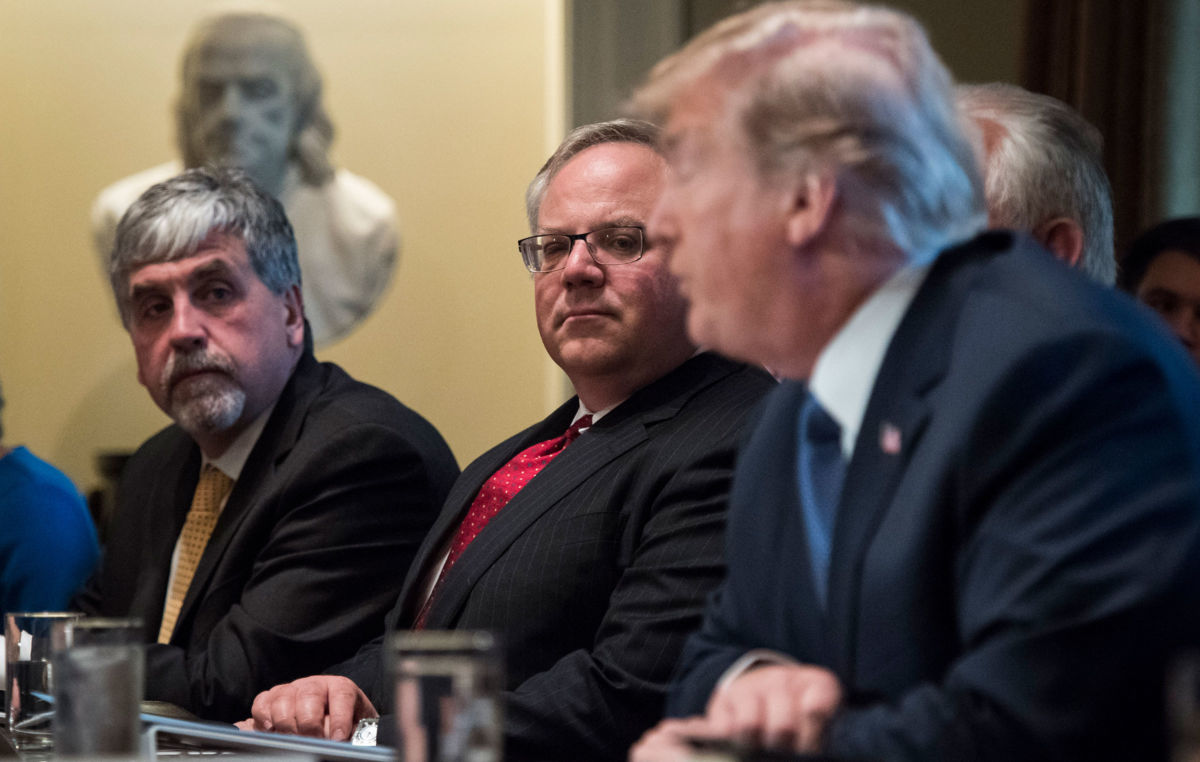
[957,82,1115,285]
[1121,216,1200,366]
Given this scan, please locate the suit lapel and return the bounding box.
[170,353,320,638]
[425,416,646,627]
[824,240,994,679]
[756,382,835,659]
[825,390,933,680]
[390,407,576,624]
[130,433,200,641]
[418,353,733,628]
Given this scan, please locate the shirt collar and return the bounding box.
[204,402,277,481]
[573,401,616,428]
[809,263,929,458]
[569,348,707,429]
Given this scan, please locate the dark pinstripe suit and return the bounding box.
[334,352,775,761]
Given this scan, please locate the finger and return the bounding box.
[294,681,332,737]
[630,723,695,762]
[723,685,768,747]
[666,716,716,737]
[326,681,367,742]
[249,690,275,731]
[233,718,254,732]
[652,715,718,747]
[268,687,300,735]
[796,674,841,752]
[760,684,799,751]
[706,686,739,735]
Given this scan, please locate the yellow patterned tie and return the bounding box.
[157,465,235,644]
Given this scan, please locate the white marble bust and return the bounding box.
[92,10,399,346]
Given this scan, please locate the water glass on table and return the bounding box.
[390,630,504,762]
[51,617,144,758]
[4,611,78,750]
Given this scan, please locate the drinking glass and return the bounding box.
[4,611,78,750]
[390,630,503,762]
[51,617,144,758]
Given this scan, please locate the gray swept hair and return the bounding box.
[177,10,335,186]
[525,119,661,231]
[109,166,300,326]
[630,0,986,263]
[957,82,1115,285]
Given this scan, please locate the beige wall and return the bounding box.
[0,1,564,490]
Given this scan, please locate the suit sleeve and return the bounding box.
[664,583,765,717]
[821,335,1200,761]
[144,420,448,721]
[666,384,812,718]
[326,615,391,703]
[501,433,737,762]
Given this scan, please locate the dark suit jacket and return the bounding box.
[668,233,1200,761]
[74,351,460,721]
[334,352,775,761]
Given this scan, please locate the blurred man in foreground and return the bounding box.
[629,2,1200,759]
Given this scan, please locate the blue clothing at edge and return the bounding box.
[0,446,99,619]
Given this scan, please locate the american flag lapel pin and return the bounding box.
[879,422,902,455]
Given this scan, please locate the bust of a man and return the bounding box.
[92,10,399,345]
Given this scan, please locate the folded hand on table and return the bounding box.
[630,664,843,760]
[234,675,378,743]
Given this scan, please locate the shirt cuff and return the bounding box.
[713,649,801,695]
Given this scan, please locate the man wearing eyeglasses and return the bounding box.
[240,119,775,761]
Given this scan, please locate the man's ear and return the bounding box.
[785,171,838,249]
[1034,217,1085,269]
[283,284,305,348]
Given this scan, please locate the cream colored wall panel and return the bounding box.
[0,1,560,489]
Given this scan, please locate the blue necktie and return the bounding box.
[797,393,846,607]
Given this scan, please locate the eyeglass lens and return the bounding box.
[519,226,644,272]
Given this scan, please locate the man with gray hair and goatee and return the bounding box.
[957,81,1116,284]
[74,166,459,721]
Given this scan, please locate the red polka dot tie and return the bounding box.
[414,415,593,628]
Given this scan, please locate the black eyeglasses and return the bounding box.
[517,226,645,273]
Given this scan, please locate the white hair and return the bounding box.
[957,82,1115,285]
[631,0,987,264]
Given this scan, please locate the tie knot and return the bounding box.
[196,465,235,512]
[802,395,841,448]
[565,414,593,445]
